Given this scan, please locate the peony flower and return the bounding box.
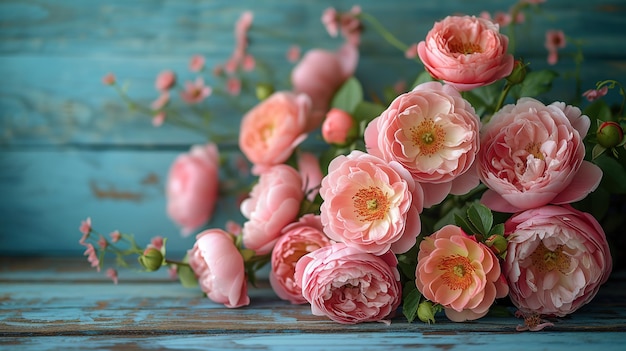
[321,108,356,145]
[155,70,176,91]
[295,243,402,324]
[415,225,509,322]
[238,91,310,174]
[364,81,481,207]
[291,43,359,131]
[417,15,514,91]
[503,205,612,317]
[270,214,332,304]
[319,150,423,255]
[478,97,603,213]
[180,77,212,104]
[188,229,250,308]
[166,143,220,236]
[240,164,305,255]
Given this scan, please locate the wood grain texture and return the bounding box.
[1,0,626,255]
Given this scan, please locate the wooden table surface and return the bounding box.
[1,257,625,351]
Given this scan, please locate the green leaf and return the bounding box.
[592,144,607,160]
[583,100,613,126]
[177,264,198,288]
[330,77,363,113]
[462,83,501,115]
[352,100,386,123]
[595,154,626,194]
[517,70,558,97]
[467,203,493,237]
[402,287,422,323]
[454,213,478,235]
[489,223,505,236]
[410,70,434,89]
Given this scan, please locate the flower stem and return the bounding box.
[488,82,513,123]
[164,259,190,267]
[358,12,413,58]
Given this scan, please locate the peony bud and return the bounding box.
[596,121,624,148]
[256,83,274,101]
[138,247,164,272]
[506,60,527,85]
[417,300,437,324]
[321,108,357,145]
[485,234,508,257]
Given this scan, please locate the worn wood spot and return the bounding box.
[90,180,143,202]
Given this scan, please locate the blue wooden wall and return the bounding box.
[1,0,625,256]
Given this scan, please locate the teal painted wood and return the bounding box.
[0,258,625,350]
[1,0,626,255]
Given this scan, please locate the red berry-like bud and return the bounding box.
[596,121,624,148]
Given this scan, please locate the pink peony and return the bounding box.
[416,225,509,322]
[155,70,176,91]
[417,15,514,91]
[270,214,332,304]
[503,205,612,317]
[240,165,305,255]
[180,77,212,104]
[238,91,310,174]
[166,143,220,236]
[187,229,250,308]
[321,108,356,145]
[320,150,423,255]
[478,97,603,213]
[295,243,402,324]
[291,43,359,131]
[364,81,481,207]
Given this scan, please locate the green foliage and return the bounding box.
[177,263,199,288]
[331,77,363,114]
[402,286,422,323]
[511,69,559,99]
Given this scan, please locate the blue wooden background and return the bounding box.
[1,0,625,257]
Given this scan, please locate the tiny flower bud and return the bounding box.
[417,300,437,324]
[256,83,274,101]
[322,108,357,145]
[506,60,527,85]
[138,247,164,272]
[102,73,116,86]
[596,121,624,148]
[485,234,508,256]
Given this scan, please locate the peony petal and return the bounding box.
[551,161,603,204]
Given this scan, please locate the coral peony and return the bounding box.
[320,150,423,255]
[416,225,509,322]
[295,243,402,324]
[364,81,481,207]
[166,143,220,236]
[478,97,603,213]
[270,214,332,304]
[187,229,249,308]
[503,205,612,317]
[417,15,514,91]
[238,91,310,174]
[240,164,305,255]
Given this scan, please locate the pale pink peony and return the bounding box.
[503,205,612,317]
[321,108,356,145]
[291,43,359,131]
[180,77,212,104]
[295,243,402,324]
[417,15,514,91]
[364,81,481,207]
[166,143,220,236]
[155,70,176,91]
[478,97,603,213]
[238,91,310,174]
[416,225,509,322]
[187,229,250,308]
[320,150,423,255]
[240,165,305,255]
[297,151,323,202]
[270,214,332,304]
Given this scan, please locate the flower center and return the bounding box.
[410,118,446,156]
[438,255,475,290]
[529,242,571,274]
[352,186,389,222]
[448,39,483,55]
[525,142,544,160]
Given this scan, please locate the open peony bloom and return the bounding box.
[416,225,509,322]
[503,205,612,317]
[478,97,603,213]
[187,229,250,308]
[291,43,359,131]
[320,150,423,255]
[166,143,220,236]
[364,81,481,208]
[239,91,310,175]
[240,164,305,255]
[417,15,514,91]
[270,214,332,304]
[295,243,402,324]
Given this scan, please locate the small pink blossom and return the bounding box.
[151,92,170,110]
[83,244,100,272]
[480,11,512,27]
[545,30,566,65]
[321,108,355,145]
[270,214,332,304]
[321,8,339,37]
[102,73,116,85]
[110,230,121,243]
[106,268,118,285]
[189,55,206,72]
[295,243,402,324]
[287,45,301,63]
[152,112,166,127]
[227,77,241,96]
[97,235,108,250]
[415,225,509,322]
[242,54,256,71]
[180,77,212,104]
[155,70,176,91]
[80,217,92,236]
[404,43,419,59]
[321,6,362,45]
[582,86,609,102]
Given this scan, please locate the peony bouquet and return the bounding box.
[80,1,624,331]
